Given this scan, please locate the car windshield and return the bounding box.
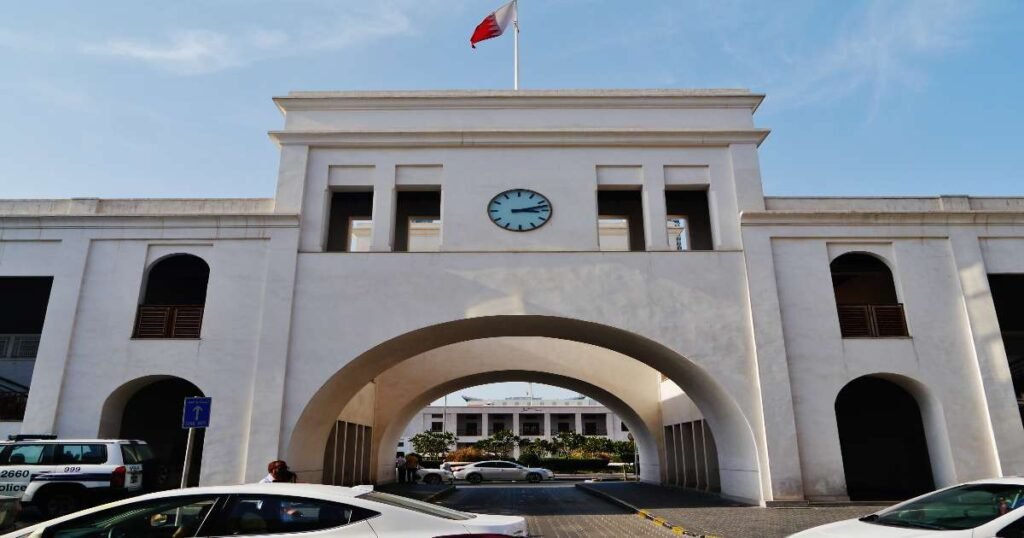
[863,484,1024,530]
[359,491,475,521]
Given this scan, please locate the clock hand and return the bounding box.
[510,208,540,213]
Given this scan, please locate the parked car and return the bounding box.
[453,461,554,484]
[2,483,527,537]
[790,478,1024,537]
[415,467,454,485]
[0,438,163,518]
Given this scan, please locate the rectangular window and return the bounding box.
[430,422,443,432]
[598,217,631,251]
[326,191,373,252]
[430,414,443,419]
[465,423,478,436]
[667,216,690,251]
[0,444,53,465]
[521,423,541,436]
[492,422,505,433]
[665,190,713,250]
[557,422,571,433]
[621,422,629,432]
[394,191,441,252]
[58,444,107,464]
[597,190,644,251]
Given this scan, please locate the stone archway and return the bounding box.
[99,375,205,488]
[285,315,765,504]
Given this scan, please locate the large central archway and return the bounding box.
[286,315,764,504]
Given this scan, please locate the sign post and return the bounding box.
[180,397,212,489]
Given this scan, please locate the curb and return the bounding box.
[422,484,456,502]
[575,484,723,538]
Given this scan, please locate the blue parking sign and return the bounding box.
[182,397,212,429]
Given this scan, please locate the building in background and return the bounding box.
[398,394,630,457]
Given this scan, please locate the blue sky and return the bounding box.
[3,1,1022,401]
[1,0,1022,200]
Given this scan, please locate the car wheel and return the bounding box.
[40,489,82,518]
[467,473,483,484]
[424,474,442,485]
[527,472,541,483]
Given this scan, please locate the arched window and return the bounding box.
[133,254,209,339]
[830,253,908,337]
[836,376,934,500]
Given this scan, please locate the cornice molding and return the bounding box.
[273,90,765,113]
[268,129,771,148]
[0,214,299,230]
[741,210,1024,227]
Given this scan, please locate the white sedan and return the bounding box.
[3,483,526,537]
[453,461,553,484]
[791,478,1024,537]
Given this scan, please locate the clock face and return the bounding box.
[487,189,552,232]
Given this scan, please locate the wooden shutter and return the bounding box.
[134,306,172,338]
[873,304,908,337]
[837,305,872,337]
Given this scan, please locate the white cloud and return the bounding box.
[78,4,417,76]
[82,30,242,75]
[777,0,983,113]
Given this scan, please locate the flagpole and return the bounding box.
[513,0,519,90]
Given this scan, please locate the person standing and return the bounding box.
[260,460,296,483]
[405,453,421,484]
[395,452,407,483]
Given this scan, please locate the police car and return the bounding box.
[0,438,156,518]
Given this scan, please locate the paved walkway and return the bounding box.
[442,482,675,537]
[577,482,889,538]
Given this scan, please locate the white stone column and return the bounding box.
[642,164,670,251]
[950,231,1024,476]
[21,237,90,435]
[480,412,489,437]
[242,228,302,483]
[739,228,806,501]
[370,166,395,252]
[512,412,520,437]
[574,413,582,434]
[605,413,615,438]
[273,144,310,214]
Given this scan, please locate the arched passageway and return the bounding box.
[286,316,763,504]
[836,376,935,500]
[99,376,206,488]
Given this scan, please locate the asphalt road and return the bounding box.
[440,482,675,538]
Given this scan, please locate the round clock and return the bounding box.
[487,189,552,231]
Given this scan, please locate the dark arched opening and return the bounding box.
[133,254,209,339]
[830,253,908,337]
[836,376,934,501]
[119,378,205,488]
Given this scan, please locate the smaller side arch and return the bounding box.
[834,373,954,500]
[99,376,207,488]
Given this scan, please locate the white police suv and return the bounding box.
[0,438,156,517]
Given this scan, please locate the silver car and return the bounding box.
[452,461,554,484]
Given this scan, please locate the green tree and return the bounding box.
[473,429,520,459]
[582,436,613,456]
[410,431,457,460]
[552,431,586,457]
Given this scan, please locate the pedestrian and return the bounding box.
[395,452,407,483]
[260,460,296,483]
[405,453,421,484]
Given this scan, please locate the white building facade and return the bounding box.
[397,395,630,456]
[1,89,1023,506]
